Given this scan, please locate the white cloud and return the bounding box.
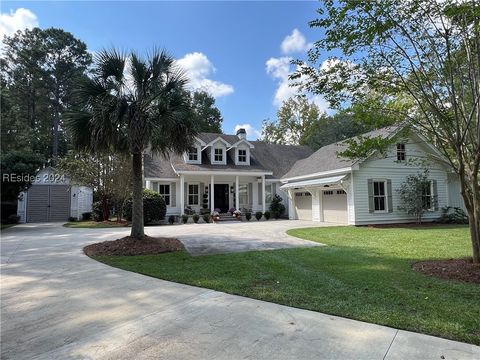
[281,28,312,55]
[266,56,330,113]
[234,123,261,140]
[176,52,234,98]
[0,8,38,39]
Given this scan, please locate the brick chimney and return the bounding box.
[236,128,247,140]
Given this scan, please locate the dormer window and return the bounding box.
[397,143,406,161]
[214,148,224,162]
[188,147,198,161]
[238,149,247,163]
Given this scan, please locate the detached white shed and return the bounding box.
[17,167,93,223]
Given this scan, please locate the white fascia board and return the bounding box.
[144,177,179,181]
[227,139,255,150]
[176,170,273,176]
[281,167,352,183]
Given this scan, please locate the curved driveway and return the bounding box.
[1,222,479,359]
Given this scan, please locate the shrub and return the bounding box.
[245,212,252,221]
[92,201,104,222]
[68,216,77,222]
[181,214,189,224]
[269,194,286,219]
[193,213,200,223]
[184,206,195,215]
[439,206,469,224]
[6,214,20,224]
[255,211,263,221]
[168,215,175,225]
[82,212,92,221]
[264,211,271,220]
[123,189,166,225]
[203,214,211,223]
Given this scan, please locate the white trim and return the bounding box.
[184,146,201,164]
[227,138,255,149]
[372,179,388,213]
[212,147,225,164]
[282,167,352,182]
[203,137,231,149]
[176,170,273,176]
[280,175,347,189]
[145,177,179,181]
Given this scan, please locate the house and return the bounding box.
[280,125,465,225]
[144,128,313,215]
[17,167,93,223]
[144,126,465,225]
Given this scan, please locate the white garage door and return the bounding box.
[322,189,348,224]
[295,192,312,220]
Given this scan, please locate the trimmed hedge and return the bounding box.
[124,189,166,225]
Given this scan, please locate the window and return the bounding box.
[373,181,387,211]
[214,148,223,162]
[188,184,199,205]
[397,143,406,161]
[187,147,198,162]
[265,183,273,203]
[238,149,247,163]
[158,184,170,206]
[324,190,334,195]
[337,190,346,195]
[422,181,433,210]
[239,184,249,207]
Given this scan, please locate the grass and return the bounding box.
[63,220,127,228]
[94,225,480,344]
[0,223,16,230]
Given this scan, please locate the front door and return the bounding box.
[213,184,229,213]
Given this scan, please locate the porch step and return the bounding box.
[216,213,241,222]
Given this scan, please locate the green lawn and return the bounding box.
[94,225,480,344]
[0,223,16,230]
[64,220,127,228]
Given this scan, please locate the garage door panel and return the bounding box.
[323,190,348,224]
[27,186,49,222]
[295,192,312,220]
[49,186,71,222]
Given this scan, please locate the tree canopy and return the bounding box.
[293,0,480,262]
[190,91,223,133]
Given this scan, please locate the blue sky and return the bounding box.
[1,1,328,139]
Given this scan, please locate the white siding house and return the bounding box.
[281,126,465,225]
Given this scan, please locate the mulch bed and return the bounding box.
[84,235,184,256]
[413,258,480,284]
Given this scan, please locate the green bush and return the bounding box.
[269,194,286,219]
[168,215,175,225]
[181,214,189,224]
[193,213,200,223]
[202,214,211,223]
[123,189,166,225]
[92,201,104,221]
[439,206,469,224]
[264,211,271,220]
[255,211,263,221]
[82,212,92,221]
[245,212,252,221]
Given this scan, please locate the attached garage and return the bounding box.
[295,192,312,220]
[322,189,348,224]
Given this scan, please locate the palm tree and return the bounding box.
[67,49,196,239]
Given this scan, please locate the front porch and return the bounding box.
[146,172,288,216]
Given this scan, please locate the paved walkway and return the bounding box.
[1,223,479,359]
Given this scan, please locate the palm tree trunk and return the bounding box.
[130,152,144,239]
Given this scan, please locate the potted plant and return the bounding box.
[229,207,236,215]
[212,211,220,223]
[264,211,271,220]
[233,209,242,219]
[245,211,252,221]
[255,211,263,221]
[181,214,189,224]
[202,213,211,223]
[192,213,200,223]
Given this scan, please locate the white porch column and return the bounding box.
[210,175,215,212]
[180,175,185,215]
[287,189,295,220]
[262,175,266,213]
[145,180,151,190]
[235,175,239,210]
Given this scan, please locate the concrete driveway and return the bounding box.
[1,222,479,360]
[147,220,328,255]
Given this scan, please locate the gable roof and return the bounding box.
[281,125,403,180]
[144,133,314,179]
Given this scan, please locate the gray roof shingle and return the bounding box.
[281,125,402,180]
[144,133,313,179]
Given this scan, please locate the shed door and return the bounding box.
[48,185,71,222]
[295,192,312,220]
[322,190,348,224]
[26,186,49,222]
[26,185,71,222]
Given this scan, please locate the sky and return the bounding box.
[0,1,329,139]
